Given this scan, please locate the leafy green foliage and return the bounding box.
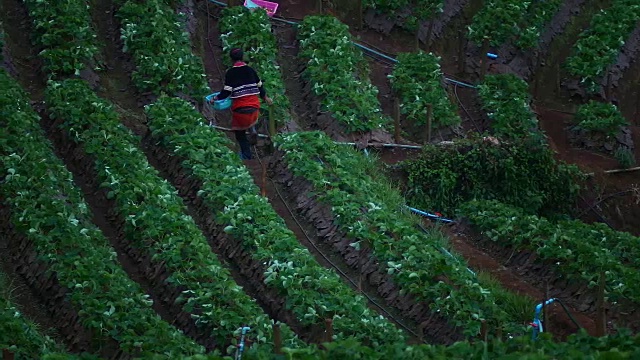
[566,0,640,93]
[298,16,388,133]
[363,0,444,31]
[219,7,290,126]
[477,74,543,142]
[401,137,583,217]
[614,147,636,169]
[117,0,208,98]
[173,329,640,359]
[468,0,562,48]
[145,96,405,347]
[389,51,460,127]
[23,0,98,76]
[0,70,203,357]
[45,79,295,354]
[575,101,628,137]
[0,273,85,359]
[459,200,640,303]
[275,131,526,337]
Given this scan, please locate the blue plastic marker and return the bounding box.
[487,53,498,59]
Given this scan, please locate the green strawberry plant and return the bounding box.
[298,16,388,133]
[477,74,543,142]
[574,100,628,137]
[389,51,460,127]
[0,272,85,359]
[23,0,98,76]
[145,96,406,347]
[363,0,443,32]
[117,0,209,98]
[468,0,562,48]
[459,200,640,304]
[275,131,527,337]
[174,329,640,359]
[45,79,298,354]
[219,7,291,127]
[0,70,203,357]
[566,0,640,93]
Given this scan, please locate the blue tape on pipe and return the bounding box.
[406,206,454,223]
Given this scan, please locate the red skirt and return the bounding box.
[231,95,260,130]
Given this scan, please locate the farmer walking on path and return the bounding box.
[212,48,272,160]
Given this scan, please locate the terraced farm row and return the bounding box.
[2,0,640,358]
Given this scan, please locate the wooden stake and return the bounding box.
[268,106,276,137]
[261,162,267,197]
[425,103,433,143]
[458,30,466,74]
[3,349,15,360]
[479,319,488,341]
[324,318,333,342]
[273,323,282,354]
[415,24,421,51]
[534,57,542,99]
[595,271,607,336]
[543,282,550,335]
[425,20,434,52]
[606,73,613,102]
[317,0,323,14]
[556,64,561,95]
[480,38,490,80]
[495,323,503,341]
[358,0,363,30]
[393,97,401,143]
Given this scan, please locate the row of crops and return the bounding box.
[3,0,640,357]
[0,69,205,357]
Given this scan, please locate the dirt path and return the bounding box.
[245,152,427,344]
[532,0,614,107]
[40,115,207,350]
[194,4,425,342]
[443,225,597,340]
[0,0,86,352]
[0,0,45,99]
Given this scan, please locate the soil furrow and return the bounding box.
[531,0,614,107]
[193,4,421,340]
[448,222,640,335]
[0,0,45,99]
[0,205,124,358]
[268,152,465,345]
[138,135,314,343]
[87,0,304,348]
[87,0,148,136]
[443,224,597,340]
[611,24,640,124]
[0,0,114,354]
[38,113,217,352]
[242,152,424,344]
[491,0,587,82]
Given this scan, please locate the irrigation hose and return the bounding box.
[554,299,582,330]
[576,189,633,219]
[252,148,423,341]
[203,0,478,89]
[454,83,481,133]
[205,1,224,78]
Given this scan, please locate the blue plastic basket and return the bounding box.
[206,92,231,111]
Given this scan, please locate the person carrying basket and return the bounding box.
[211,48,273,160]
